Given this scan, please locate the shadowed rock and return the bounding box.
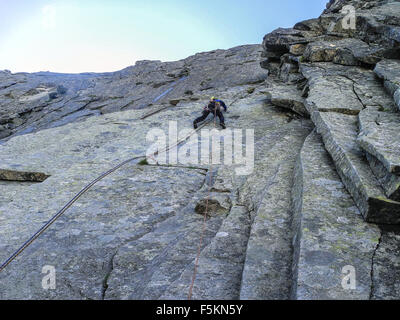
[194,194,232,217]
[0,169,49,182]
[366,153,400,202]
[375,59,400,111]
[312,110,400,224]
[261,83,309,117]
[239,126,312,300]
[371,226,400,300]
[358,107,400,175]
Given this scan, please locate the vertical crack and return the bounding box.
[352,83,366,109]
[369,228,383,300]
[101,251,117,300]
[338,74,366,109]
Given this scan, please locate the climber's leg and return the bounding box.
[194,110,211,129]
[216,110,226,129]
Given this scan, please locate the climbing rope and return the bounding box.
[0,156,143,273]
[188,104,219,300]
[0,117,213,273]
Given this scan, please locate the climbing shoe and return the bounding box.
[220,123,226,130]
[193,121,198,129]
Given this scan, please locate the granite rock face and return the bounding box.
[261,0,400,224]
[358,107,400,175]
[374,59,400,111]
[292,130,380,300]
[0,82,313,300]
[311,111,400,224]
[261,83,309,117]
[1,0,400,300]
[258,0,400,300]
[0,45,266,141]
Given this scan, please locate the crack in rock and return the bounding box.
[101,251,117,300]
[369,228,383,300]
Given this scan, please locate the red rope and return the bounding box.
[188,106,218,300]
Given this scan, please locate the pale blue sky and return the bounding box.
[0,0,327,73]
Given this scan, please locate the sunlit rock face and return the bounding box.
[0,45,266,140]
[1,0,400,300]
[261,0,400,300]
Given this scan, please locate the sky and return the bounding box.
[0,0,328,74]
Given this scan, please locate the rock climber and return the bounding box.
[193,97,227,130]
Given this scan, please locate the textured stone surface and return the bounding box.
[371,226,400,300]
[323,1,400,49]
[277,54,305,84]
[366,153,400,202]
[0,83,312,299]
[312,111,400,224]
[262,28,320,53]
[2,0,400,301]
[301,62,396,112]
[161,205,251,300]
[306,74,363,114]
[375,59,400,111]
[0,169,49,182]
[303,39,387,66]
[264,0,400,62]
[292,130,380,300]
[239,125,312,300]
[290,44,307,56]
[358,107,400,175]
[300,63,395,115]
[0,45,266,140]
[261,82,309,117]
[0,163,208,300]
[258,0,400,299]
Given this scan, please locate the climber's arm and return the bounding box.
[220,100,227,112]
[215,100,227,111]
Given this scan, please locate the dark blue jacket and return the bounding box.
[215,99,227,111]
